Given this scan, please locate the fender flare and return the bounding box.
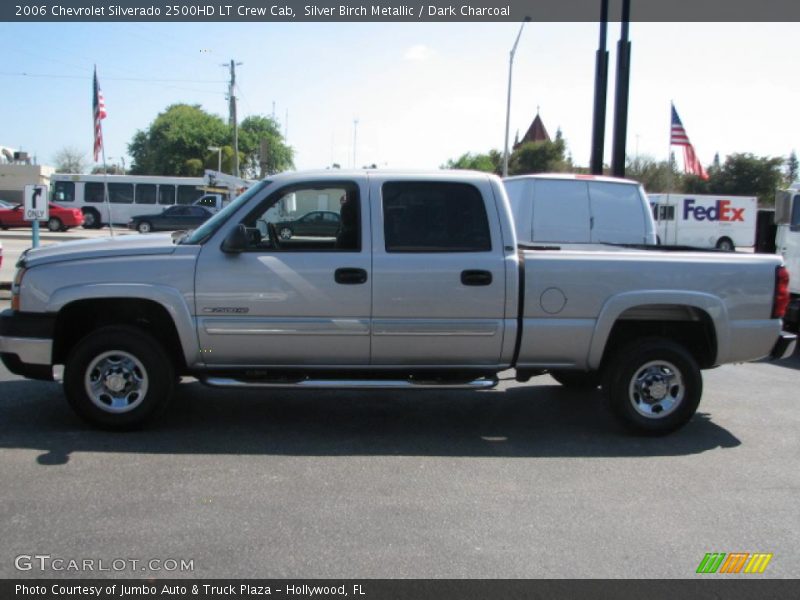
[586,290,729,370]
[47,283,200,367]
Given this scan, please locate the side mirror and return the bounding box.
[221,224,248,253]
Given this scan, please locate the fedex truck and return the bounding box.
[648,194,757,251]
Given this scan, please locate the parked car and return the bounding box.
[0,202,84,232]
[277,210,341,240]
[128,205,214,234]
[0,199,20,209]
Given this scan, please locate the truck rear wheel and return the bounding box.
[601,338,702,435]
[64,325,175,429]
[716,237,735,252]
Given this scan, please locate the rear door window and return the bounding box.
[382,182,491,252]
[588,182,645,243]
[531,179,590,243]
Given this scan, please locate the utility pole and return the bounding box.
[353,118,359,169]
[590,0,609,175]
[611,0,632,178]
[223,59,243,177]
[503,16,530,177]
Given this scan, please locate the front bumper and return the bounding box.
[770,331,797,360]
[0,309,55,380]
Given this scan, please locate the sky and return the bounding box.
[0,21,797,173]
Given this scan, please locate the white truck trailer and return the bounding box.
[648,194,757,251]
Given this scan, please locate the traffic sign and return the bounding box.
[24,184,49,222]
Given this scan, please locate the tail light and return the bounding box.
[772,266,790,319]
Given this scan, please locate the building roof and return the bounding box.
[517,112,550,147]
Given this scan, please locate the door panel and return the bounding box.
[369,178,506,366]
[194,181,371,367]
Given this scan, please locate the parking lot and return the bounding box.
[1,296,797,578]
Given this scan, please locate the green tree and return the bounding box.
[625,155,678,192]
[507,137,569,175]
[442,150,502,174]
[53,146,88,174]
[238,115,294,177]
[689,153,784,207]
[91,164,125,175]
[128,104,229,176]
[786,150,798,184]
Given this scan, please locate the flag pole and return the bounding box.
[93,64,113,237]
[100,145,114,238]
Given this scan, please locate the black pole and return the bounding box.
[590,0,609,175]
[611,0,631,178]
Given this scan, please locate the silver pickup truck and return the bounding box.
[0,170,795,434]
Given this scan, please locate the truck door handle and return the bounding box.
[461,270,492,286]
[335,268,368,285]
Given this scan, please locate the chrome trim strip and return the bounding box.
[0,336,52,365]
[372,320,500,337]
[201,377,498,390]
[203,318,370,336]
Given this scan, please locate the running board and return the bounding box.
[201,377,498,390]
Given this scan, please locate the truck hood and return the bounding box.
[21,234,178,268]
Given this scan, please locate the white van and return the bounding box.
[503,174,657,245]
[648,194,757,251]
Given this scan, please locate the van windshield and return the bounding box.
[180,180,270,245]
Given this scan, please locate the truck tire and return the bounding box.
[549,370,601,389]
[82,208,101,229]
[64,325,175,430]
[601,338,702,435]
[716,237,735,252]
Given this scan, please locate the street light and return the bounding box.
[503,17,531,178]
[208,146,222,172]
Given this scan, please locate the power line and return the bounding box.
[0,70,224,84]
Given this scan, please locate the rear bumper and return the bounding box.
[770,331,797,361]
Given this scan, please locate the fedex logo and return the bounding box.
[683,199,745,222]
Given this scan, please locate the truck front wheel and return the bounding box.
[64,325,175,429]
[602,338,702,435]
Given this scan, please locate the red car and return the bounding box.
[0,202,84,232]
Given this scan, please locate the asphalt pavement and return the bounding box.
[1,296,798,578]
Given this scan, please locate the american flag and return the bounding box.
[93,66,107,162]
[670,103,708,180]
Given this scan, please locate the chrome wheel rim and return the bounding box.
[139,222,150,233]
[83,212,96,227]
[48,218,60,231]
[85,351,149,413]
[628,360,684,419]
[280,227,292,240]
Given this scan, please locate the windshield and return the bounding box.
[181,180,270,245]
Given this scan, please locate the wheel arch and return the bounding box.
[49,285,199,371]
[587,292,726,370]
